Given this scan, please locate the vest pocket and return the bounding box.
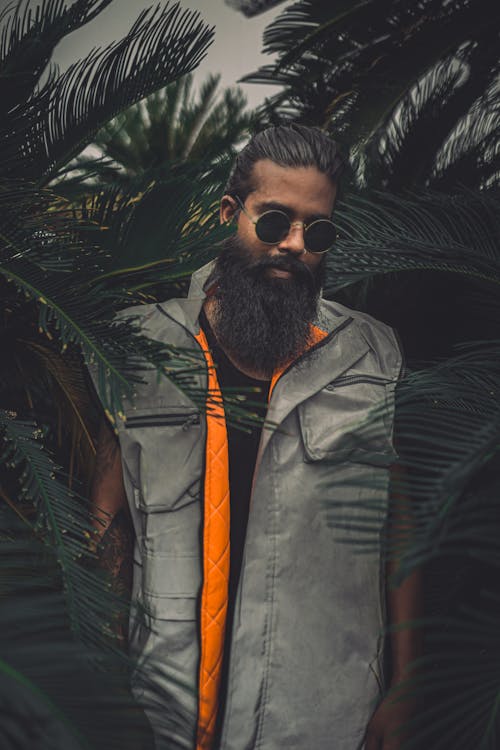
[131,589,199,732]
[298,377,398,466]
[138,556,198,693]
[142,592,197,622]
[121,406,204,512]
[143,552,199,602]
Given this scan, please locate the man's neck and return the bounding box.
[203,299,270,382]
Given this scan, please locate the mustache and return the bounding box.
[216,233,325,294]
[242,252,314,282]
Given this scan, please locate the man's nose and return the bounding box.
[277,221,305,255]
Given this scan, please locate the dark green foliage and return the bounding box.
[0,0,114,112]
[0,506,155,750]
[0,1,214,182]
[91,72,256,182]
[0,2,223,746]
[245,0,500,189]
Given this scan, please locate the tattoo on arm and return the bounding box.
[99,508,134,597]
[93,421,120,487]
[98,508,134,648]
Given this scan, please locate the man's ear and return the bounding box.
[220,194,239,226]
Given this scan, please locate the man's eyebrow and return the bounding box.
[254,200,330,221]
[254,200,291,214]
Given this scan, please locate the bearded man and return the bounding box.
[88,125,420,750]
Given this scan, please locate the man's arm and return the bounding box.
[386,464,423,683]
[90,417,134,644]
[365,464,423,750]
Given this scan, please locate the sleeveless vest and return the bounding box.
[87,261,403,750]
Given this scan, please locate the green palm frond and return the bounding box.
[398,604,500,749]
[0,0,113,112]
[23,340,96,483]
[431,77,500,190]
[327,190,500,293]
[0,2,214,183]
[67,164,229,280]
[319,191,500,589]
[0,525,158,750]
[247,0,500,189]
[89,71,254,185]
[363,42,500,188]
[179,72,221,159]
[40,3,214,180]
[1,410,107,644]
[0,182,214,415]
[364,57,466,188]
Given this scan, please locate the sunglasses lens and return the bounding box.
[255,211,290,244]
[305,220,336,253]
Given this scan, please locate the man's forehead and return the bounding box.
[248,159,337,212]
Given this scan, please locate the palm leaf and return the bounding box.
[1,2,214,183]
[431,76,500,190]
[0,524,157,750]
[327,190,500,293]
[397,604,500,749]
[0,0,113,112]
[319,191,500,585]
[0,410,111,645]
[246,0,500,188]
[22,340,96,484]
[0,182,212,416]
[89,71,253,181]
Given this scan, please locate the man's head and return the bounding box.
[210,125,344,377]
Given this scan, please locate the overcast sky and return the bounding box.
[52,0,289,109]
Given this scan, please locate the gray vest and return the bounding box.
[88,262,403,750]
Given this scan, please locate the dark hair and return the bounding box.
[224,124,345,201]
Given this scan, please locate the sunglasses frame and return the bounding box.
[233,195,336,255]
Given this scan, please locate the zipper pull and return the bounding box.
[183,414,200,430]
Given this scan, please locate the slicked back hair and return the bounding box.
[224,125,345,203]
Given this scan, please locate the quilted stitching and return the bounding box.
[195,330,230,750]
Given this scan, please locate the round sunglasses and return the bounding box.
[234,195,336,254]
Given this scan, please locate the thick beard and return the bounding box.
[210,235,326,378]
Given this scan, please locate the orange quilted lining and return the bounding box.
[195,328,230,750]
[194,322,328,750]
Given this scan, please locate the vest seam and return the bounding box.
[254,447,279,749]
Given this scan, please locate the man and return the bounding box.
[89,125,420,750]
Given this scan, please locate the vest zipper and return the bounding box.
[269,316,354,395]
[326,374,392,390]
[124,412,200,429]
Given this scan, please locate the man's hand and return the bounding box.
[368,462,422,749]
[365,686,416,750]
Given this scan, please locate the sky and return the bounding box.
[52,0,290,109]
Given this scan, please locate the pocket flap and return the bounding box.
[298,379,397,466]
[143,593,197,622]
[143,552,200,598]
